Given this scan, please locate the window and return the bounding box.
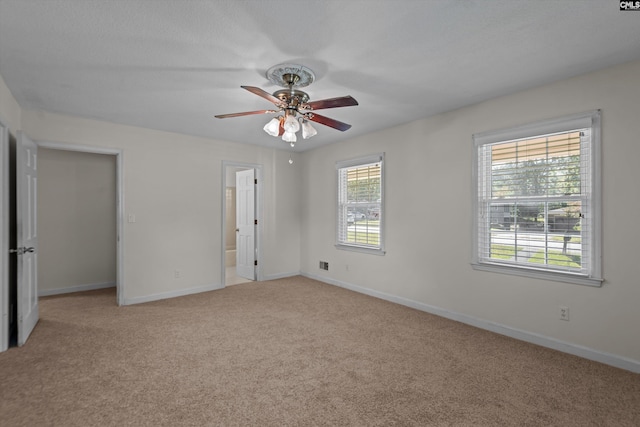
[472,111,602,286]
[336,154,385,255]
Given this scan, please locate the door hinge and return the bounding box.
[254,219,258,225]
[254,178,257,185]
[254,260,258,266]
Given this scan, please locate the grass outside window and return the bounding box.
[527,250,581,268]
[490,244,523,260]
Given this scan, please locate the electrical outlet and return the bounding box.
[559,305,570,321]
[319,261,329,271]
[174,270,181,279]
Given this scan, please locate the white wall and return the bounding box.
[224,166,242,251]
[0,74,21,134]
[38,148,117,294]
[225,187,236,251]
[21,110,302,302]
[300,59,640,369]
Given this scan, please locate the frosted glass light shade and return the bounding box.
[301,120,317,139]
[282,131,297,143]
[283,114,300,133]
[263,117,281,137]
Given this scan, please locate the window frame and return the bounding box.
[336,153,385,256]
[471,111,602,286]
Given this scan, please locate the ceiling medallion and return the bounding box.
[266,63,315,88]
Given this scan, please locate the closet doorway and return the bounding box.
[37,142,124,304]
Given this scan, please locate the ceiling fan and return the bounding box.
[215,64,358,146]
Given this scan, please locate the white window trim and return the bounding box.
[335,153,385,256]
[471,110,603,286]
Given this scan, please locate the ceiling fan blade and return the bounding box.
[307,113,352,132]
[305,95,358,110]
[241,85,284,106]
[214,110,276,119]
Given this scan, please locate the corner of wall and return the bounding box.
[0,72,22,135]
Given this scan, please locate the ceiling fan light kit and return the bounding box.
[215,63,358,147]
[263,117,281,137]
[283,113,300,133]
[301,119,318,139]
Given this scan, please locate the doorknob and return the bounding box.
[235,228,240,232]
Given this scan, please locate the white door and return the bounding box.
[15,132,38,346]
[236,169,255,280]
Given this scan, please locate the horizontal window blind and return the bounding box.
[337,155,384,252]
[474,111,601,283]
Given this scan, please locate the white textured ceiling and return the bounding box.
[1,0,640,151]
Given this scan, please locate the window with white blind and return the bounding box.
[336,154,385,255]
[472,111,602,286]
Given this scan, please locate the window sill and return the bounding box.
[471,262,603,287]
[336,244,385,256]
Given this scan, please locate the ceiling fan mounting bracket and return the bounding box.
[282,73,299,87]
[266,63,315,88]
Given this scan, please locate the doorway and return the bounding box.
[37,142,124,305]
[222,162,263,287]
[1,135,125,351]
[38,148,117,299]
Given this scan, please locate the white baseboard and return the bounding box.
[39,281,116,297]
[123,282,224,306]
[123,272,300,305]
[262,271,301,281]
[302,272,640,374]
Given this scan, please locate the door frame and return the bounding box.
[37,141,125,306]
[221,161,263,285]
[0,120,8,352]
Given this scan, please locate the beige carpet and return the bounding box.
[0,276,638,426]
